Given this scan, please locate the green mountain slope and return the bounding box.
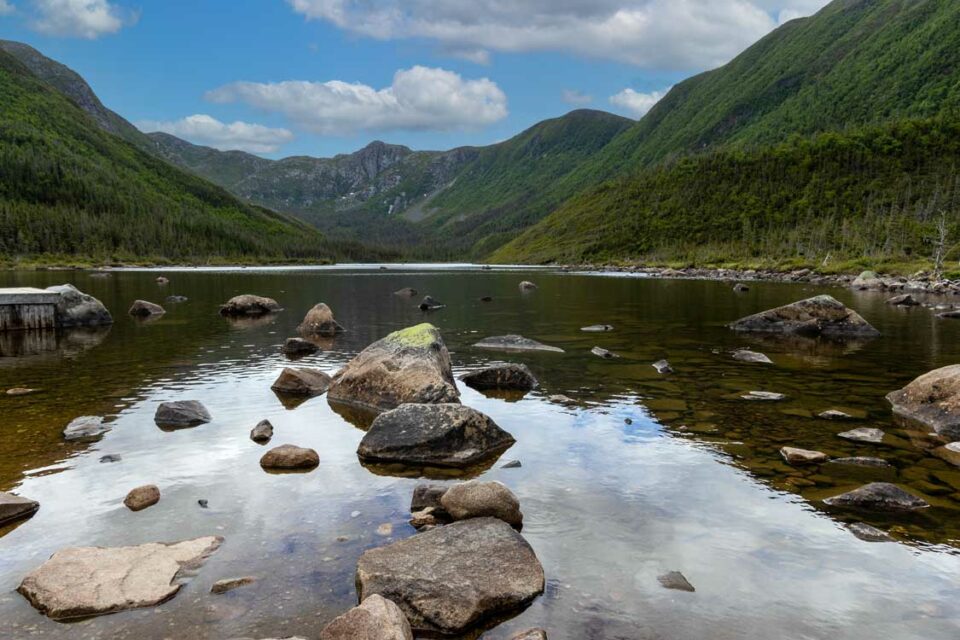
[0,49,369,264]
[493,117,960,270]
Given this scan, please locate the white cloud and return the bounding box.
[562,89,593,106]
[30,0,132,38]
[610,87,671,118]
[137,115,295,154]
[287,0,832,70]
[0,1,15,16]
[205,66,508,135]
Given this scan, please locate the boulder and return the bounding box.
[271,368,332,396]
[298,303,345,336]
[440,481,523,528]
[852,271,882,290]
[419,296,445,311]
[657,571,695,592]
[250,419,274,444]
[63,415,108,441]
[358,404,515,468]
[154,401,211,429]
[652,360,674,374]
[581,324,614,332]
[394,287,418,297]
[510,630,548,640]
[732,349,773,364]
[837,428,885,444]
[729,295,879,338]
[219,295,281,317]
[519,281,538,291]
[461,364,538,391]
[591,346,619,359]
[211,577,256,594]
[319,594,413,640]
[128,300,165,317]
[0,491,39,526]
[780,447,828,465]
[281,338,319,356]
[823,482,929,511]
[356,518,544,635]
[17,537,223,620]
[46,284,113,328]
[474,335,564,354]
[260,444,319,470]
[887,294,920,307]
[124,485,160,512]
[886,365,960,441]
[327,324,459,413]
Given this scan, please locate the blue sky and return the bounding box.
[0,0,830,159]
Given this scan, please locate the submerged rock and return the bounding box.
[886,365,960,441]
[356,518,544,635]
[63,415,108,441]
[837,428,885,444]
[824,482,929,512]
[581,324,614,332]
[847,522,894,542]
[732,349,773,364]
[166,295,188,303]
[519,281,538,291]
[394,287,418,297]
[281,338,319,356]
[440,481,523,528]
[780,447,828,465]
[474,335,564,354]
[18,537,223,620]
[358,404,514,468]
[461,364,538,391]
[733,283,750,293]
[828,457,891,468]
[0,491,39,526]
[271,368,332,396]
[319,594,413,640]
[887,294,920,307]
[729,295,879,338]
[819,409,854,421]
[591,346,619,359]
[123,485,160,512]
[298,303,345,336]
[46,284,113,328]
[419,296,446,311]
[741,391,786,401]
[154,401,211,429]
[260,444,319,470]
[652,360,674,374]
[658,571,695,592]
[328,324,459,413]
[211,576,256,595]
[128,300,166,317]
[219,295,281,317]
[250,419,274,444]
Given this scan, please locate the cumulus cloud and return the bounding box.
[137,115,295,154]
[287,0,832,70]
[205,66,508,135]
[30,0,133,38]
[562,89,593,106]
[610,87,671,118]
[0,1,15,16]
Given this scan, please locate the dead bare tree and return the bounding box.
[933,209,948,280]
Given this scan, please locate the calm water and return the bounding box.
[1,265,960,639]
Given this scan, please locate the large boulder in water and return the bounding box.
[823,482,929,512]
[17,537,223,620]
[886,365,960,441]
[46,284,112,328]
[358,404,515,468]
[328,324,459,413]
[728,295,879,338]
[460,364,538,391]
[154,401,211,429]
[219,295,281,317]
[356,518,545,635]
[271,368,332,396]
[319,594,413,640]
[298,303,345,336]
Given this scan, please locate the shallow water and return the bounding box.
[1,265,960,639]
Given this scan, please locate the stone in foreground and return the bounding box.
[824,482,929,512]
[886,365,960,441]
[128,300,165,317]
[17,536,223,620]
[63,415,108,441]
[260,444,319,470]
[319,594,413,640]
[124,485,160,511]
[358,404,515,468]
[250,419,274,444]
[219,295,282,317]
[0,491,39,526]
[155,401,211,429]
[356,518,544,635]
[837,428,885,444]
[729,295,879,338]
[440,481,523,528]
[46,284,113,328]
[271,367,332,396]
[474,335,564,354]
[658,571,695,592]
[460,364,539,391]
[780,447,828,466]
[298,303,345,336]
[328,324,460,413]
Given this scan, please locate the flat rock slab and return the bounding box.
[828,457,891,468]
[581,325,614,332]
[356,518,545,635]
[358,404,515,468]
[510,630,548,640]
[0,491,39,526]
[886,365,960,441]
[780,447,828,465]
[271,368,332,396]
[63,415,108,441]
[729,295,880,338]
[819,410,854,420]
[741,391,786,401]
[212,576,256,594]
[155,401,211,429]
[824,482,929,512]
[461,364,539,391]
[18,536,223,620]
[732,349,773,364]
[474,335,564,354]
[319,594,413,640]
[837,428,885,444]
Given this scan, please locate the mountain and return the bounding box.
[0,48,374,264]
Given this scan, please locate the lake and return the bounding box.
[1,265,959,639]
